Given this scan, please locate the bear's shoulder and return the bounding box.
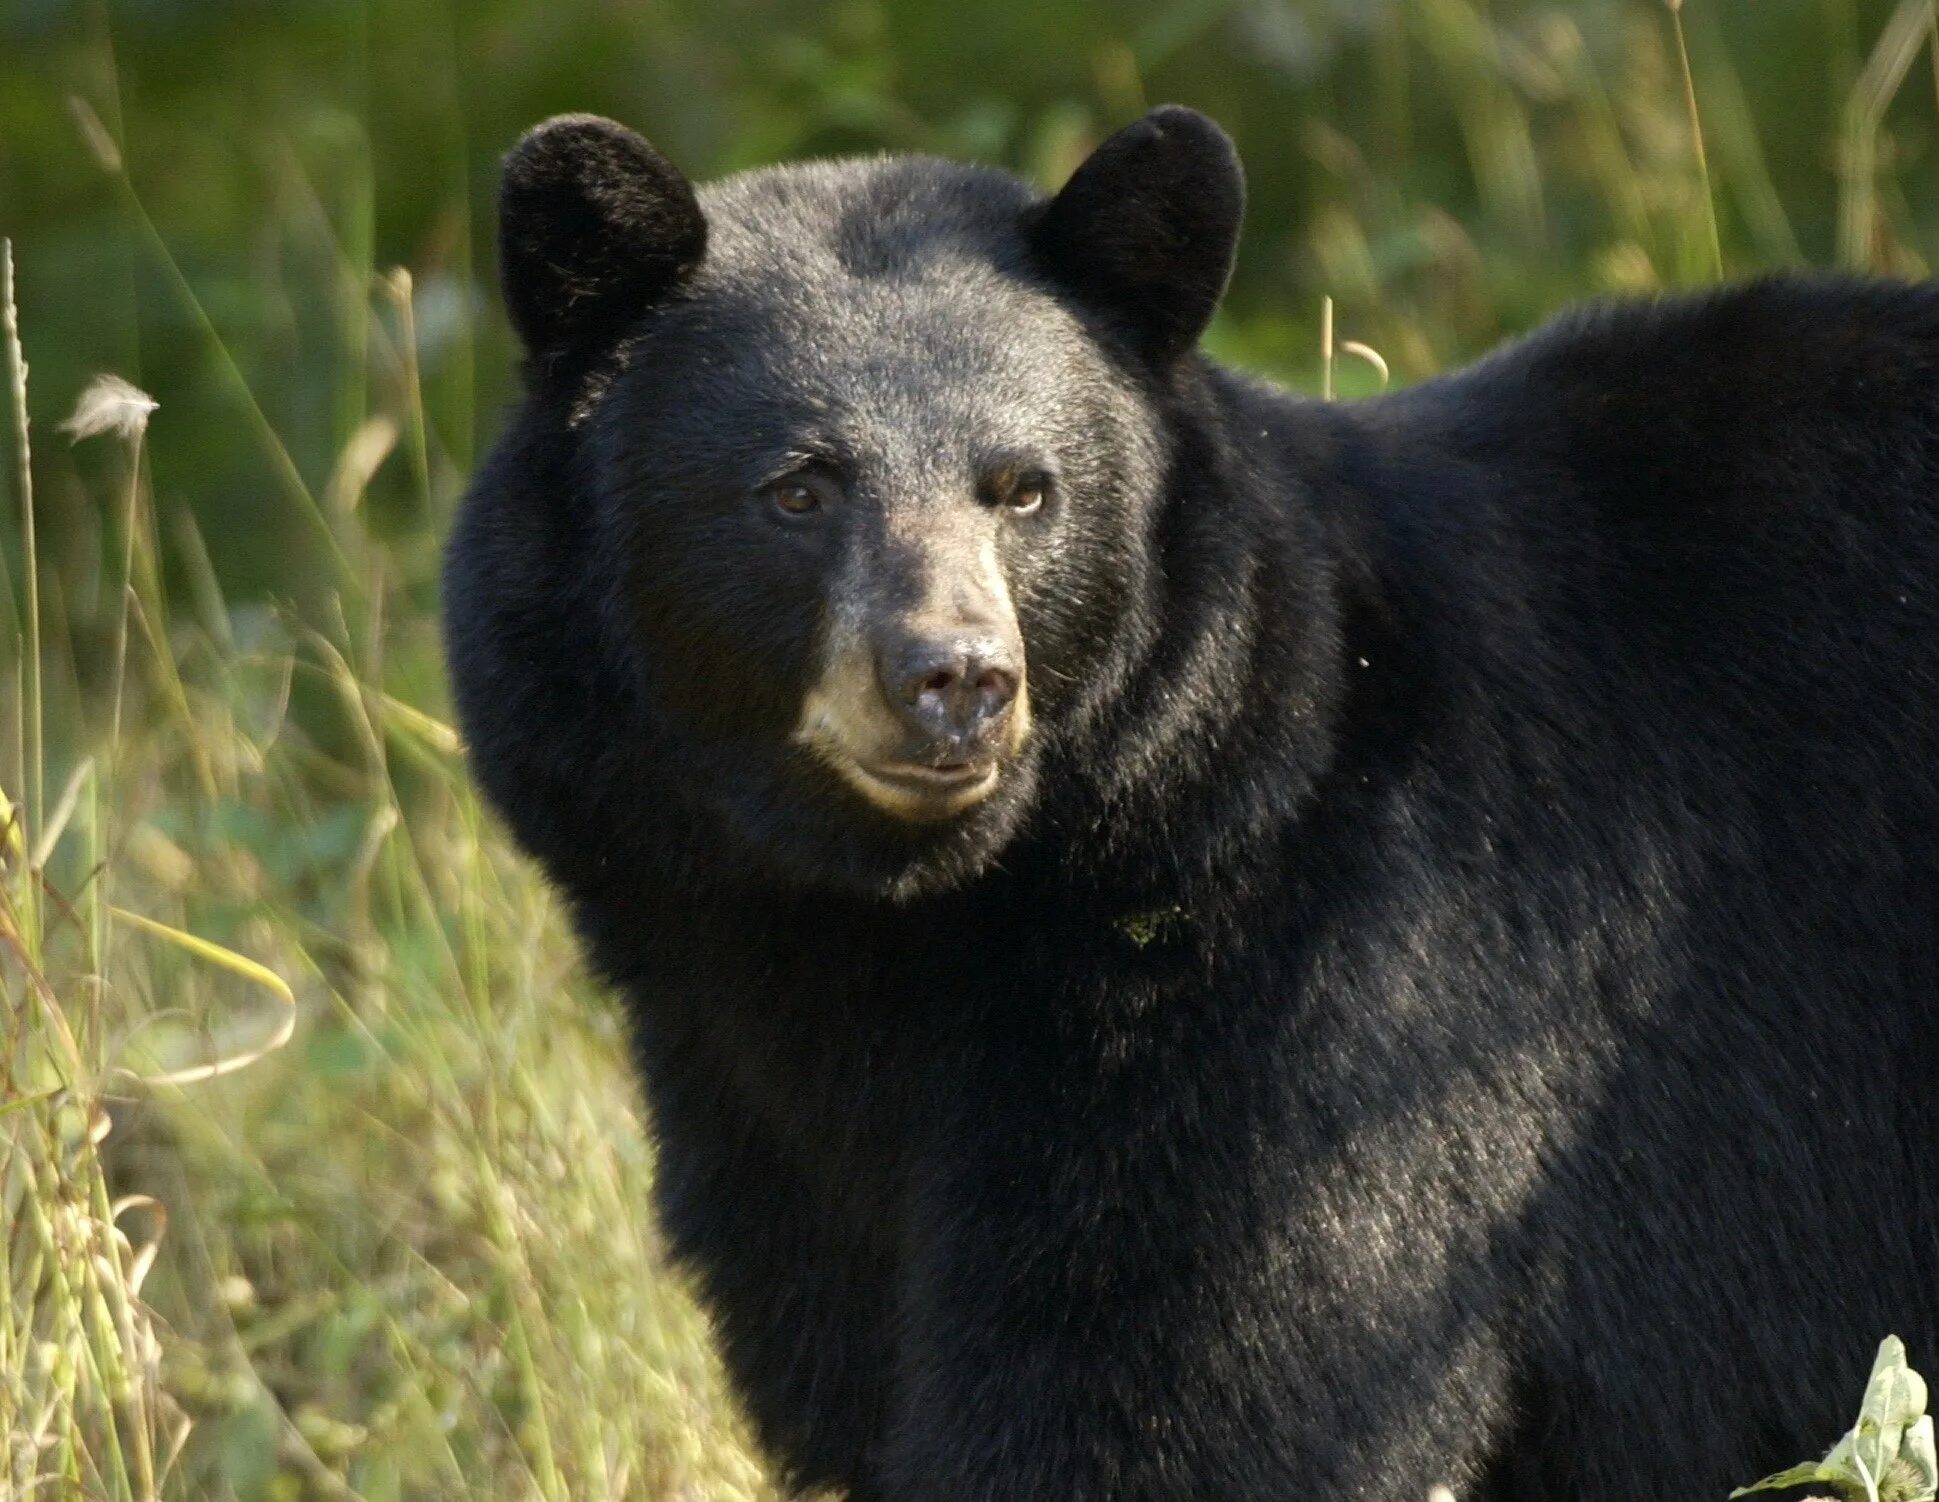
[1365,274,1939,550]
[1421,274,1939,436]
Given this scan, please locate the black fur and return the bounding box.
[443,109,1939,1500]
[1028,104,1244,363]
[498,114,706,374]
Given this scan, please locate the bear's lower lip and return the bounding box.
[840,757,1002,818]
[862,759,997,791]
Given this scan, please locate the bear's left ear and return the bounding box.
[499,114,707,369]
[1027,106,1244,365]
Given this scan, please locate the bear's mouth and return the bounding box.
[792,663,1025,824]
[836,755,1002,822]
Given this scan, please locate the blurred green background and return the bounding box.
[3,2,1939,1499]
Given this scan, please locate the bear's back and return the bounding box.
[1350,277,1939,741]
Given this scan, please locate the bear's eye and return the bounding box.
[1002,472,1050,515]
[769,477,825,518]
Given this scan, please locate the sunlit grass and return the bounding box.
[2,219,774,1498]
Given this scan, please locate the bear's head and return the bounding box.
[477,107,1245,900]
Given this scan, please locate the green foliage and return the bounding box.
[1112,905,1188,948]
[1734,1337,1937,1502]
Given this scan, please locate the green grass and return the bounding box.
[4,1,1939,1497]
[1,240,777,1497]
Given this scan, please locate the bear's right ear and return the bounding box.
[499,115,707,368]
[1027,106,1244,366]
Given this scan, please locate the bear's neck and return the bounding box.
[1005,361,1415,942]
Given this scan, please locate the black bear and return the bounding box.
[442,106,1939,1500]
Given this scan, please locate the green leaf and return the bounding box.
[1732,1339,1937,1502]
[1111,905,1186,948]
[1898,1415,1936,1502]
[1732,1459,1858,1498]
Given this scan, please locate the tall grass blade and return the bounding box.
[107,907,296,1087]
[1665,0,1724,280]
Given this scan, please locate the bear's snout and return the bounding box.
[875,628,1020,757]
[785,512,1036,823]
[791,605,1032,824]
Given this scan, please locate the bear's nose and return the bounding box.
[878,633,1020,750]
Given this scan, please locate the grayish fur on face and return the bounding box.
[582,154,1163,843]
